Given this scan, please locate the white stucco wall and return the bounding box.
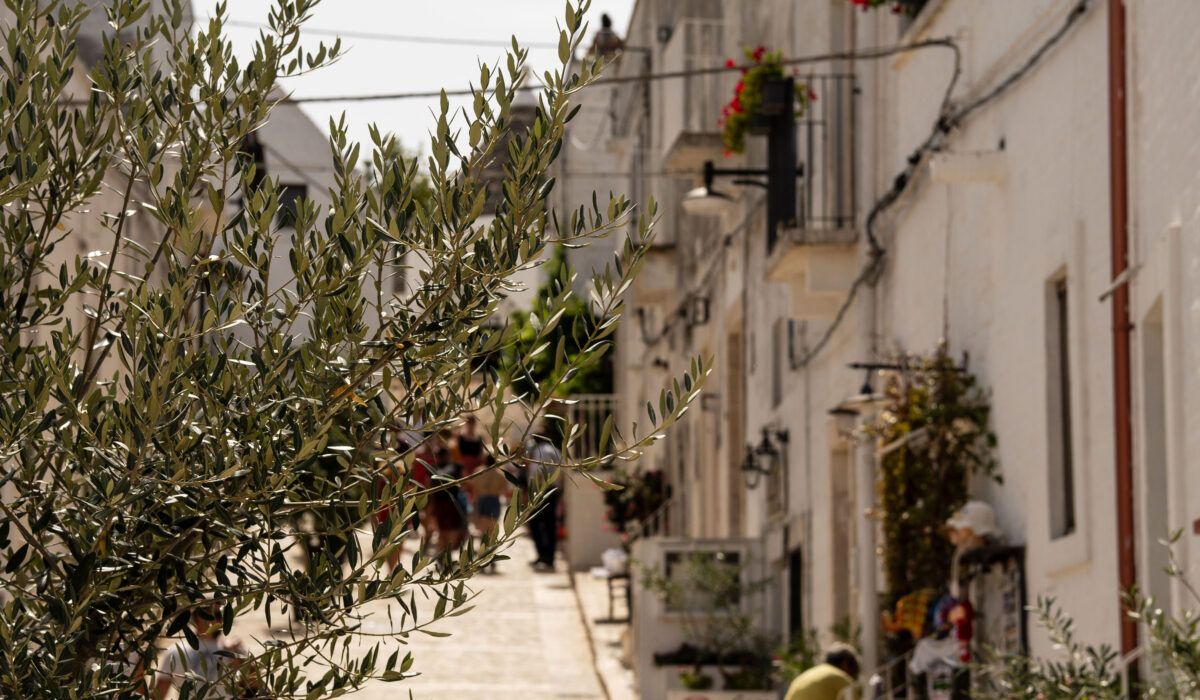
[864,0,1121,658]
[1126,0,1200,618]
[608,0,1200,677]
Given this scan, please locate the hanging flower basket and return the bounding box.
[717,46,814,157]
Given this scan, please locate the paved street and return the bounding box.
[385,536,605,700]
[239,535,607,700]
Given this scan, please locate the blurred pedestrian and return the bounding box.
[524,430,562,571]
[783,643,860,700]
[153,602,259,699]
[430,435,467,553]
[470,455,510,536]
[375,422,421,574]
[456,414,486,474]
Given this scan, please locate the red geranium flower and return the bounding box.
[725,58,735,68]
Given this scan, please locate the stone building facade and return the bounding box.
[561,0,1200,686]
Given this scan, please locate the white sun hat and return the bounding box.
[946,500,998,537]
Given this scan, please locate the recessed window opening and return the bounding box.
[1047,276,1076,539]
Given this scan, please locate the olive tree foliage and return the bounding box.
[977,537,1200,699]
[0,0,706,697]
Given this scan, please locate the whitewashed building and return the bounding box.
[564,0,1200,692]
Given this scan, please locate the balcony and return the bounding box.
[659,18,731,172]
[767,73,860,320]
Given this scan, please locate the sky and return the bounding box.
[209,1,637,158]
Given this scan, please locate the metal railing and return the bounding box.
[563,394,620,460]
[794,73,857,235]
[863,648,916,699]
[858,646,1148,698]
[634,496,679,540]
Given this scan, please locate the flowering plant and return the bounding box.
[718,46,814,156]
[847,0,928,16]
[602,468,665,546]
[678,666,715,690]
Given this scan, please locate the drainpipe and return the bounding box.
[856,281,879,674]
[1107,0,1137,658]
[853,6,880,675]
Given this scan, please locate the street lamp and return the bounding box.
[741,426,789,489]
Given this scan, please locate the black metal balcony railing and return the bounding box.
[793,73,857,236]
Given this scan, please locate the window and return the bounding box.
[1047,277,1076,538]
[830,448,853,621]
[772,318,786,407]
[727,329,745,536]
[277,184,307,228]
[788,547,804,640]
[662,550,742,612]
[1142,299,1171,612]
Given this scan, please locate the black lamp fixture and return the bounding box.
[833,369,890,414]
[681,77,804,249]
[833,359,970,414]
[741,426,789,489]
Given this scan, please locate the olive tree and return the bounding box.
[0,0,705,696]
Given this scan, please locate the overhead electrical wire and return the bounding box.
[221,18,562,50]
[279,39,958,103]
[194,7,1094,369]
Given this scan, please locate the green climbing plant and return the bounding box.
[863,343,1000,622]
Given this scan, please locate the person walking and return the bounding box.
[469,455,510,537]
[783,644,860,700]
[468,455,512,573]
[153,603,259,698]
[456,415,486,475]
[455,415,487,525]
[429,437,467,553]
[524,430,562,571]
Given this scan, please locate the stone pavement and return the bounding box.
[573,569,640,700]
[239,535,607,700]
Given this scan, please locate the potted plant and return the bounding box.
[642,552,777,699]
[603,467,666,548]
[718,46,814,157]
[679,666,715,690]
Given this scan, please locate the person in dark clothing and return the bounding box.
[456,415,486,474]
[523,434,562,571]
[430,445,467,552]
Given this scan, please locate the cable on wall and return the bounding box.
[790,0,1096,369]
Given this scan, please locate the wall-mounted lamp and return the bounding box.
[741,426,789,489]
[834,358,971,414]
[834,369,890,414]
[681,77,804,250]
